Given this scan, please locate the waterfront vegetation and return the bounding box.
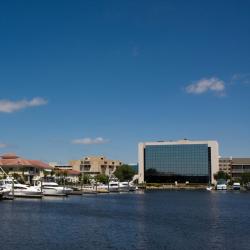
[240,173,250,185]
[214,171,231,181]
[213,170,250,186]
[113,164,136,181]
[2,167,250,189]
[95,174,109,184]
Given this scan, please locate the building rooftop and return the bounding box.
[0,153,51,169]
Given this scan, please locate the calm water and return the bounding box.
[1,190,250,250]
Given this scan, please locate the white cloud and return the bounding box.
[231,73,250,85]
[0,97,48,113]
[0,143,8,148]
[72,137,109,145]
[185,77,225,95]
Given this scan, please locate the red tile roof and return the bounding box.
[0,153,52,169]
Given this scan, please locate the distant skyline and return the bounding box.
[0,0,250,163]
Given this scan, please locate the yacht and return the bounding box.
[0,186,11,199]
[216,179,227,191]
[119,182,130,192]
[37,181,73,196]
[108,181,119,192]
[216,183,227,190]
[128,181,138,191]
[0,178,43,198]
[232,182,241,190]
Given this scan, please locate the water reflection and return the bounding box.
[1,191,250,250]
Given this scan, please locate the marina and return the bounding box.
[0,1,249,250]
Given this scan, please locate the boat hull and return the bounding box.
[216,186,227,190]
[13,190,43,198]
[42,188,67,196]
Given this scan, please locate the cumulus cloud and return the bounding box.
[185,77,225,95]
[232,73,250,85]
[0,97,48,113]
[72,137,109,145]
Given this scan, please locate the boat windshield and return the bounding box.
[43,183,58,187]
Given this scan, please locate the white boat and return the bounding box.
[119,182,130,192]
[95,184,108,193]
[81,185,98,194]
[108,181,119,192]
[216,183,227,190]
[128,181,138,191]
[0,186,11,199]
[232,182,241,190]
[0,178,43,198]
[37,181,73,196]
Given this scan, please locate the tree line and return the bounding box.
[214,170,250,185]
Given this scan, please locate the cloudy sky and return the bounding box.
[0,0,250,163]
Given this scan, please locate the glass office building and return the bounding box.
[138,140,219,184]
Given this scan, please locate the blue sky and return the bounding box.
[0,0,250,163]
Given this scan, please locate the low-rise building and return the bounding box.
[48,162,80,183]
[49,162,73,170]
[219,157,250,178]
[219,157,232,175]
[70,156,122,177]
[0,153,52,184]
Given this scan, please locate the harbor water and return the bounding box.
[1,190,250,250]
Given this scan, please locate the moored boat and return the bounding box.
[108,181,119,192]
[216,179,227,191]
[216,183,227,190]
[232,182,241,190]
[37,181,73,196]
[119,182,130,192]
[0,186,11,199]
[0,178,43,198]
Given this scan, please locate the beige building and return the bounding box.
[48,162,80,183]
[219,157,232,175]
[70,156,122,176]
[219,157,250,179]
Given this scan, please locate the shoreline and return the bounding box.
[144,184,207,190]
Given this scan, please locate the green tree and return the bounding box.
[241,173,250,184]
[213,171,231,181]
[83,174,91,184]
[12,173,24,183]
[95,174,109,184]
[62,171,68,185]
[43,170,48,180]
[114,165,135,182]
[50,169,55,177]
[79,173,91,184]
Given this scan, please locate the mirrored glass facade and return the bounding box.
[144,144,211,183]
